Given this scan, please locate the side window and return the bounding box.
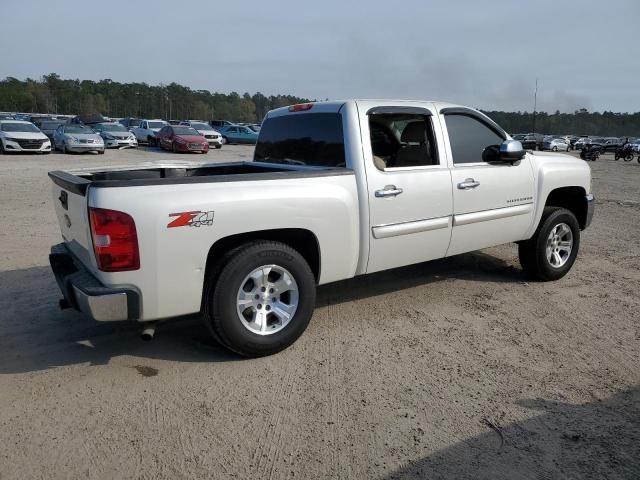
[444,114,505,164]
[368,113,438,170]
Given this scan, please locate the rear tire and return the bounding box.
[518,207,580,281]
[172,142,177,153]
[203,241,316,357]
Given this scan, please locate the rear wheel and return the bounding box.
[222,136,228,145]
[203,241,316,357]
[518,207,580,281]
[552,146,558,152]
[172,142,177,153]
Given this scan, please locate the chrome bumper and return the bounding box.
[49,243,139,322]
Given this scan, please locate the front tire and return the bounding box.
[203,241,316,357]
[518,207,580,281]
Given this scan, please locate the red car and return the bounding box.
[157,125,209,153]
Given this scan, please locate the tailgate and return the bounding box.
[49,171,94,266]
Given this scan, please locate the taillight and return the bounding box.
[89,207,140,272]
[288,103,314,112]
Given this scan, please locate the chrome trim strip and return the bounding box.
[453,203,533,227]
[372,216,450,239]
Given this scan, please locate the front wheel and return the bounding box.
[552,146,558,152]
[518,207,580,281]
[203,241,316,357]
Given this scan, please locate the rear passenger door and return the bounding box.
[358,103,454,274]
[441,109,535,256]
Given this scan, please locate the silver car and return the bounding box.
[92,122,138,149]
[53,124,105,154]
[542,137,570,152]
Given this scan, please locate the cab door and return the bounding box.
[440,109,535,256]
[358,102,454,274]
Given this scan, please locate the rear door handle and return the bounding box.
[375,185,404,198]
[458,178,480,190]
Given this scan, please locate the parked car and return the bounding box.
[601,137,621,153]
[52,124,104,154]
[521,134,538,150]
[167,120,182,125]
[70,113,107,125]
[628,138,640,153]
[131,119,168,145]
[156,125,209,153]
[247,123,261,133]
[48,99,594,357]
[542,137,570,152]
[0,120,51,154]
[38,120,66,140]
[0,113,15,120]
[218,124,259,144]
[209,120,235,130]
[92,122,138,149]
[180,121,223,149]
[119,117,142,130]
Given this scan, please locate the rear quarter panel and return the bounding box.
[88,173,359,320]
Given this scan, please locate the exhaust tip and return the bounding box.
[140,323,157,341]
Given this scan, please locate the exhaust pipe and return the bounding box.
[141,322,157,341]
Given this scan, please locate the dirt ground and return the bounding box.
[0,146,638,480]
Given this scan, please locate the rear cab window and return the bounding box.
[254,112,346,167]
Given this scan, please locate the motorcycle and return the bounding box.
[614,144,635,162]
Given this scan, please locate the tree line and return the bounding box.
[1,74,639,136]
[0,74,309,123]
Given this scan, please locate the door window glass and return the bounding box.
[444,114,505,164]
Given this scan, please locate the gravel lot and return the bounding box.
[0,146,638,479]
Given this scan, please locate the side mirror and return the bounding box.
[499,139,525,161]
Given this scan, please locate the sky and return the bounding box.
[1,0,639,113]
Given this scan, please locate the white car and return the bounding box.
[49,99,594,357]
[180,121,223,149]
[0,120,51,154]
[130,119,168,145]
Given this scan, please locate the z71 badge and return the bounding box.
[167,210,215,228]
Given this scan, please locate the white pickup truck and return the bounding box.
[49,100,594,357]
[130,119,168,145]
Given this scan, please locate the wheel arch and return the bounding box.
[544,186,589,229]
[203,228,321,295]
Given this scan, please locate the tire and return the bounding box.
[203,241,316,357]
[552,146,558,152]
[518,207,580,281]
[172,142,177,153]
[222,136,228,145]
[624,154,633,162]
[215,144,222,149]
[147,136,155,147]
[98,149,105,155]
[62,144,68,154]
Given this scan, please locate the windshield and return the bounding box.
[99,123,127,132]
[1,122,40,133]
[173,126,200,136]
[40,121,64,129]
[190,122,210,130]
[65,125,93,134]
[148,121,166,129]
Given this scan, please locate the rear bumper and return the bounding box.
[584,194,594,229]
[49,243,140,322]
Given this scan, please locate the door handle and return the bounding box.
[375,185,404,198]
[458,178,480,190]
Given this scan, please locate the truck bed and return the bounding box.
[49,161,351,195]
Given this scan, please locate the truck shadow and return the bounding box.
[382,386,640,480]
[317,250,523,306]
[0,251,522,374]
